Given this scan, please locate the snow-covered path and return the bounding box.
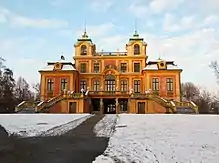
[94,114,117,137]
[0,114,91,137]
[93,114,219,163]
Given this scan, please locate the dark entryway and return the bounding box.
[138,102,145,114]
[69,102,76,113]
[91,99,100,112]
[119,99,128,112]
[104,99,116,114]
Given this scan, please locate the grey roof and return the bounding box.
[143,60,182,71]
[39,59,76,72]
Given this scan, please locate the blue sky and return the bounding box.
[0,0,219,93]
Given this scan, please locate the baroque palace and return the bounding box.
[17,30,198,114]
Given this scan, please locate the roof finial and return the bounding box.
[158,53,162,60]
[133,19,139,37]
[61,52,65,60]
[84,19,87,33]
[82,20,88,38]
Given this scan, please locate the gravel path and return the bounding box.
[0,115,109,163]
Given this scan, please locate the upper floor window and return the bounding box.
[81,45,87,55]
[120,80,128,92]
[94,62,100,73]
[134,63,140,72]
[120,63,127,72]
[61,78,67,91]
[134,80,140,93]
[80,63,87,73]
[134,44,140,55]
[152,78,159,91]
[47,79,54,91]
[80,80,87,90]
[93,80,100,91]
[166,78,173,91]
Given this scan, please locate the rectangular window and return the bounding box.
[134,80,140,93]
[152,78,159,91]
[93,80,100,91]
[120,80,127,92]
[80,63,87,73]
[94,63,100,73]
[80,80,87,90]
[60,79,67,91]
[134,63,140,72]
[166,78,173,91]
[120,63,127,72]
[47,79,54,91]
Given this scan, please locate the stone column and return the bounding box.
[127,98,131,113]
[100,98,104,114]
[115,98,119,114]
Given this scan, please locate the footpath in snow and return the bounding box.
[94,114,118,138]
[93,114,219,163]
[0,114,91,137]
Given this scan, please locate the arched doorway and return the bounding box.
[104,74,116,92]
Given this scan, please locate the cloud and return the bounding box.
[163,13,196,32]
[149,0,184,13]
[129,0,184,17]
[89,0,114,12]
[75,22,115,38]
[128,2,149,18]
[0,7,68,28]
[163,13,219,32]
[51,0,63,7]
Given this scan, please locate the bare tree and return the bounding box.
[14,77,33,103]
[181,82,200,101]
[32,83,40,101]
[196,90,212,113]
[210,61,219,83]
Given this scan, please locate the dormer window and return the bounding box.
[81,45,87,55]
[134,44,140,55]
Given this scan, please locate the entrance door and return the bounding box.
[69,102,76,113]
[138,102,145,114]
[104,99,116,114]
[120,99,128,112]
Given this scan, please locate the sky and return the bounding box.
[0,0,219,93]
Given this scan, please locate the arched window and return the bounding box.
[105,74,115,80]
[81,45,87,55]
[134,44,140,55]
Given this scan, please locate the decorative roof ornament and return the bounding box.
[61,55,65,60]
[133,19,139,38]
[82,19,89,39]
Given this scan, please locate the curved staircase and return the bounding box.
[132,93,198,113]
[36,95,65,113]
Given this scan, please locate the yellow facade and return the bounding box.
[34,31,198,114]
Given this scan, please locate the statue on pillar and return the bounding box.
[100,98,104,113]
[115,98,119,114]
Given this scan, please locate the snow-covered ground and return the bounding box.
[94,114,117,137]
[0,114,91,137]
[93,114,219,163]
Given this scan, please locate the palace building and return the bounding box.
[27,30,198,114]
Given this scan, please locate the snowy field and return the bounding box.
[94,114,219,163]
[0,114,91,137]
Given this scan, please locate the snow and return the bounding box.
[94,114,117,137]
[93,114,219,163]
[0,114,91,137]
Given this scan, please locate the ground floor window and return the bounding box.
[120,99,128,111]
